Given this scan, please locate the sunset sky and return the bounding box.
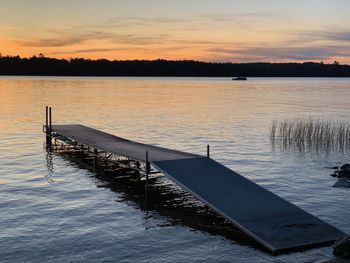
[1,0,350,63]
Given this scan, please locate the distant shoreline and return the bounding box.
[1,75,350,78]
[1,55,350,77]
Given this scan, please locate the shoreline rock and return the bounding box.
[330,164,350,188]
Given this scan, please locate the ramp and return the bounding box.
[152,157,343,253]
[50,124,345,253]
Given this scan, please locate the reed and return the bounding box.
[270,118,350,152]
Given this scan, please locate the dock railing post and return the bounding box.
[49,107,52,149]
[45,106,49,146]
[145,151,149,190]
[207,144,210,158]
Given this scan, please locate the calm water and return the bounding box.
[1,76,350,262]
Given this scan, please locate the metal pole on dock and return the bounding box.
[45,106,49,145]
[49,107,52,149]
[145,151,149,189]
[207,144,210,158]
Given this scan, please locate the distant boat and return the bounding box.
[232,76,247,81]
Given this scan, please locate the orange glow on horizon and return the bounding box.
[1,1,350,64]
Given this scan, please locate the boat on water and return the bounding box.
[232,76,247,81]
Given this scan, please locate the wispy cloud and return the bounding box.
[15,26,247,49]
[17,37,84,47]
[71,16,188,31]
[205,28,350,62]
[16,31,112,47]
[15,30,171,47]
[197,11,292,22]
[50,44,192,56]
[15,10,294,49]
[13,20,350,62]
[72,11,293,32]
[106,16,187,26]
[302,29,350,42]
[209,44,350,62]
[51,48,126,54]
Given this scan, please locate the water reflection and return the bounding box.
[49,146,263,252]
[45,151,54,183]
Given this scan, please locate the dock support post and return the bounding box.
[136,161,141,181]
[145,151,149,189]
[93,149,98,171]
[144,151,150,209]
[207,144,210,158]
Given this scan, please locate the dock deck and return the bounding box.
[50,124,344,253]
[52,124,198,162]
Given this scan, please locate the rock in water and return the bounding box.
[340,164,350,170]
[337,170,350,178]
[333,178,350,188]
[333,236,350,258]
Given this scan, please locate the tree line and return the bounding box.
[0,55,349,77]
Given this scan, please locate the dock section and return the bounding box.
[51,124,198,162]
[49,124,344,253]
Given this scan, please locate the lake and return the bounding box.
[1,76,350,262]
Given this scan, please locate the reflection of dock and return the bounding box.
[52,149,254,246]
[44,107,344,254]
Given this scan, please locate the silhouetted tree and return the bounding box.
[0,55,350,77]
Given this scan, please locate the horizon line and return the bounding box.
[0,53,347,66]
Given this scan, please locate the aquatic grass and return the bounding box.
[270,118,350,152]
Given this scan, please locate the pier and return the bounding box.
[44,107,345,254]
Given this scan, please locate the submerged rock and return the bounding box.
[333,178,350,188]
[333,235,350,258]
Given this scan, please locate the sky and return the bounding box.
[1,0,350,63]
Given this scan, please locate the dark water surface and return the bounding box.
[1,77,350,262]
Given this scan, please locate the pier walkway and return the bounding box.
[50,124,344,253]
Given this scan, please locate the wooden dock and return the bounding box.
[44,109,345,254]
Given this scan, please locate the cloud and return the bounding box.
[17,37,84,47]
[15,26,247,49]
[72,16,188,31]
[72,11,292,33]
[197,11,292,22]
[14,17,350,62]
[16,11,294,49]
[15,30,171,47]
[110,34,169,45]
[51,48,126,54]
[274,29,350,46]
[16,31,113,47]
[205,28,350,62]
[50,44,191,56]
[208,44,350,62]
[303,29,350,42]
[192,11,294,30]
[107,16,186,26]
